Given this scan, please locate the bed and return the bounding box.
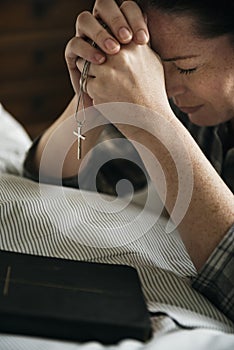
[0,103,234,349]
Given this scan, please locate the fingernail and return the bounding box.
[104,38,120,52]
[119,27,132,42]
[94,53,105,63]
[136,29,148,43]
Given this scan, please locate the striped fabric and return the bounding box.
[1,174,234,337]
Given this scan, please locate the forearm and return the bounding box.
[29,95,105,179]
[117,112,234,271]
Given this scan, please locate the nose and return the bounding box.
[164,66,187,99]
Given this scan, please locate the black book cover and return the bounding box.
[0,250,152,344]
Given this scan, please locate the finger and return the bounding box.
[76,58,96,79]
[65,36,106,68]
[120,1,149,44]
[85,76,95,100]
[76,60,97,98]
[76,57,89,75]
[93,0,133,44]
[65,37,101,94]
[76,11,121,55]
[82,76,93,95]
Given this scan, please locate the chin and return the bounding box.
[187,112,223,127]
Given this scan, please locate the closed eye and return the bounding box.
[176,67,197,75]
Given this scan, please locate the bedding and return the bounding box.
[0,105,234,349]
[0,104,32,176]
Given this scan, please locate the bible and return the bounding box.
[0,250,152,344]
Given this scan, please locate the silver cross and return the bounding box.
[73,25,107,159]
[73,60,91,160]
[73,122,86,160]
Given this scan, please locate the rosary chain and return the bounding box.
[73,22,108,159]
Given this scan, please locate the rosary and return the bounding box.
[73,23,108,160]
[73,58,91,159]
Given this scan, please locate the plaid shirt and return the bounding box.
[192,224,234,322]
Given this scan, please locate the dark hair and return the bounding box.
[138,0,234,40]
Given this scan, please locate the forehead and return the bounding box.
[146,9,212,58]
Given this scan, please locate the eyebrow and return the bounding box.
[162,54,200,62]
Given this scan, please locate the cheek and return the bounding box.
[187,71,229,105]
[221,73,234,108]
[206,74,234,113]
[201,64,234,106]
[184,76,215,104]
[190,72,234,123]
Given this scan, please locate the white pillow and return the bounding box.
[0,103,32,175]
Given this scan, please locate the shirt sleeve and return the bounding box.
[192,224,234,323]
[23,136,79,187]
[23,126,148,195]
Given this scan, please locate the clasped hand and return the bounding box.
[65,0,170,114]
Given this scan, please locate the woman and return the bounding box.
[24,0,234,322]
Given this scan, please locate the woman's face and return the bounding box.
[147,9,234,126]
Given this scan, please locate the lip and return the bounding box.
[178,105,204,114]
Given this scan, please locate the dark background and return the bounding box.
[0,0,95,139]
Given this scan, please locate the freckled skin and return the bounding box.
[146,9,234,127]
[28,1,234,271]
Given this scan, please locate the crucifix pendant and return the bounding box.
[73,57,91,160]
[73,123,85,160]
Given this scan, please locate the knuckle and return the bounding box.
[121,51,129,64]
[65,37,84,63]
[93,0,108,12]
[68,37,79,52]
[93,28,107,44]
[120,1,135,12]
[115,48,129,64]
[109,14,124,27]
[76,11,91,28]
[65,37,76,56]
